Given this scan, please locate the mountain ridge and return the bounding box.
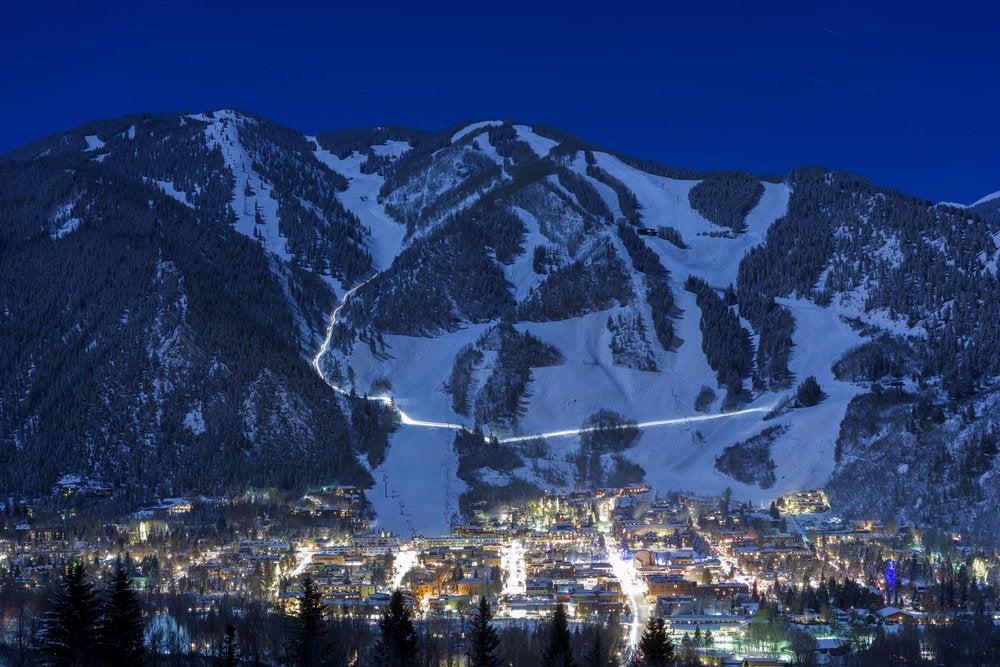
[2,109,999,539]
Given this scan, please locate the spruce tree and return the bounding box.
[99,564,145,667]
[541,602,575,667]
[582,627,606,667]
[796,375,825,407]
[293,575,327,667]
[467,596,500,667]
[40,561,101,666]
[376,589,418,666]
[637,617,674,666]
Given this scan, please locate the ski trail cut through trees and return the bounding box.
[312,275,773,442]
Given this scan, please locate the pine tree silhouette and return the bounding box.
[99,564,145,666]
[376,589,418,666]
[637,616,674,666]
[292,575,327,667]
[467,596,500,667]
[40,561,100,666]
[541,602,575,667]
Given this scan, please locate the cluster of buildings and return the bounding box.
[4,481,999,665]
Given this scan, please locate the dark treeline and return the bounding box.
[314,125,433,159]
[335,209,517,337]
[237,116,373,283]
[518,239,633,322]
[0,173,366,497]
[688,171,763,234]
[714,425,785,489]
[575,410,646,488]
[446,345,485,416]
[655,226,687,249]
[616,224,677,352]
[684,276,752,407]
[586,160,641,225]
[557,167,613,223]
[473,324,563,429]
[486,122,536,164]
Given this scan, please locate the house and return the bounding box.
[878,606,919,623]
[645,574,696,597]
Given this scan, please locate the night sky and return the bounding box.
[3,0,998,203]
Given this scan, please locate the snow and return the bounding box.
[338,322,493,426]
[370,139,411,158]
[183,404,206,435]
[514,124,559,158]
[311,138,408,274]
[83,135,105,152]
[51,217,81,239]
[201,110,292,263]
[971,191,1000,207]
[763,297,867,495]
[451,120,502,144]
[370,425,465,536]
[146,178,193,208]
[504,207,549,300]
[50,194,83,239]
[592,152,791,288]
[474,132,506,165]
[311,138,894,529]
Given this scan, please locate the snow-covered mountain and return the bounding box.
[3,111,999,538]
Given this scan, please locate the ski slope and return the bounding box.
[310,122,878,533]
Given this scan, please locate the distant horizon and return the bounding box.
[3,0,998,204]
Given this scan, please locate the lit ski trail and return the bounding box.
[390,545,420,591]
[501,539,526,596]
[313,277,774,443]
[312,273,472,434]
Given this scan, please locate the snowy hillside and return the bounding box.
[313,122,963,536]
[4,112,999,538]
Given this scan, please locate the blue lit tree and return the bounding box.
[884,560,898,604]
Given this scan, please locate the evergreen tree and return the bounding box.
[637,617,674,666]
[99,564,145,667]
[292,576,327,667]
[467,596,500,667]
[582,628,607,667]
[541,603,575,667]
[376,589,418,666]
[39,561,101,666]
[796,375,825,407]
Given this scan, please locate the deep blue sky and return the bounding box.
[3,0,998,203]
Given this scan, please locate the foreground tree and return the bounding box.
[542,602,576,667]
[292,575,327,667]
[637,617,674,666]
[467,596,500,667]
[376,589,418,666]
[40,561,101,666]
[583,628,609,667]
[99,565,145,666]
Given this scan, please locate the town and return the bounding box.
[2,478,999,665]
